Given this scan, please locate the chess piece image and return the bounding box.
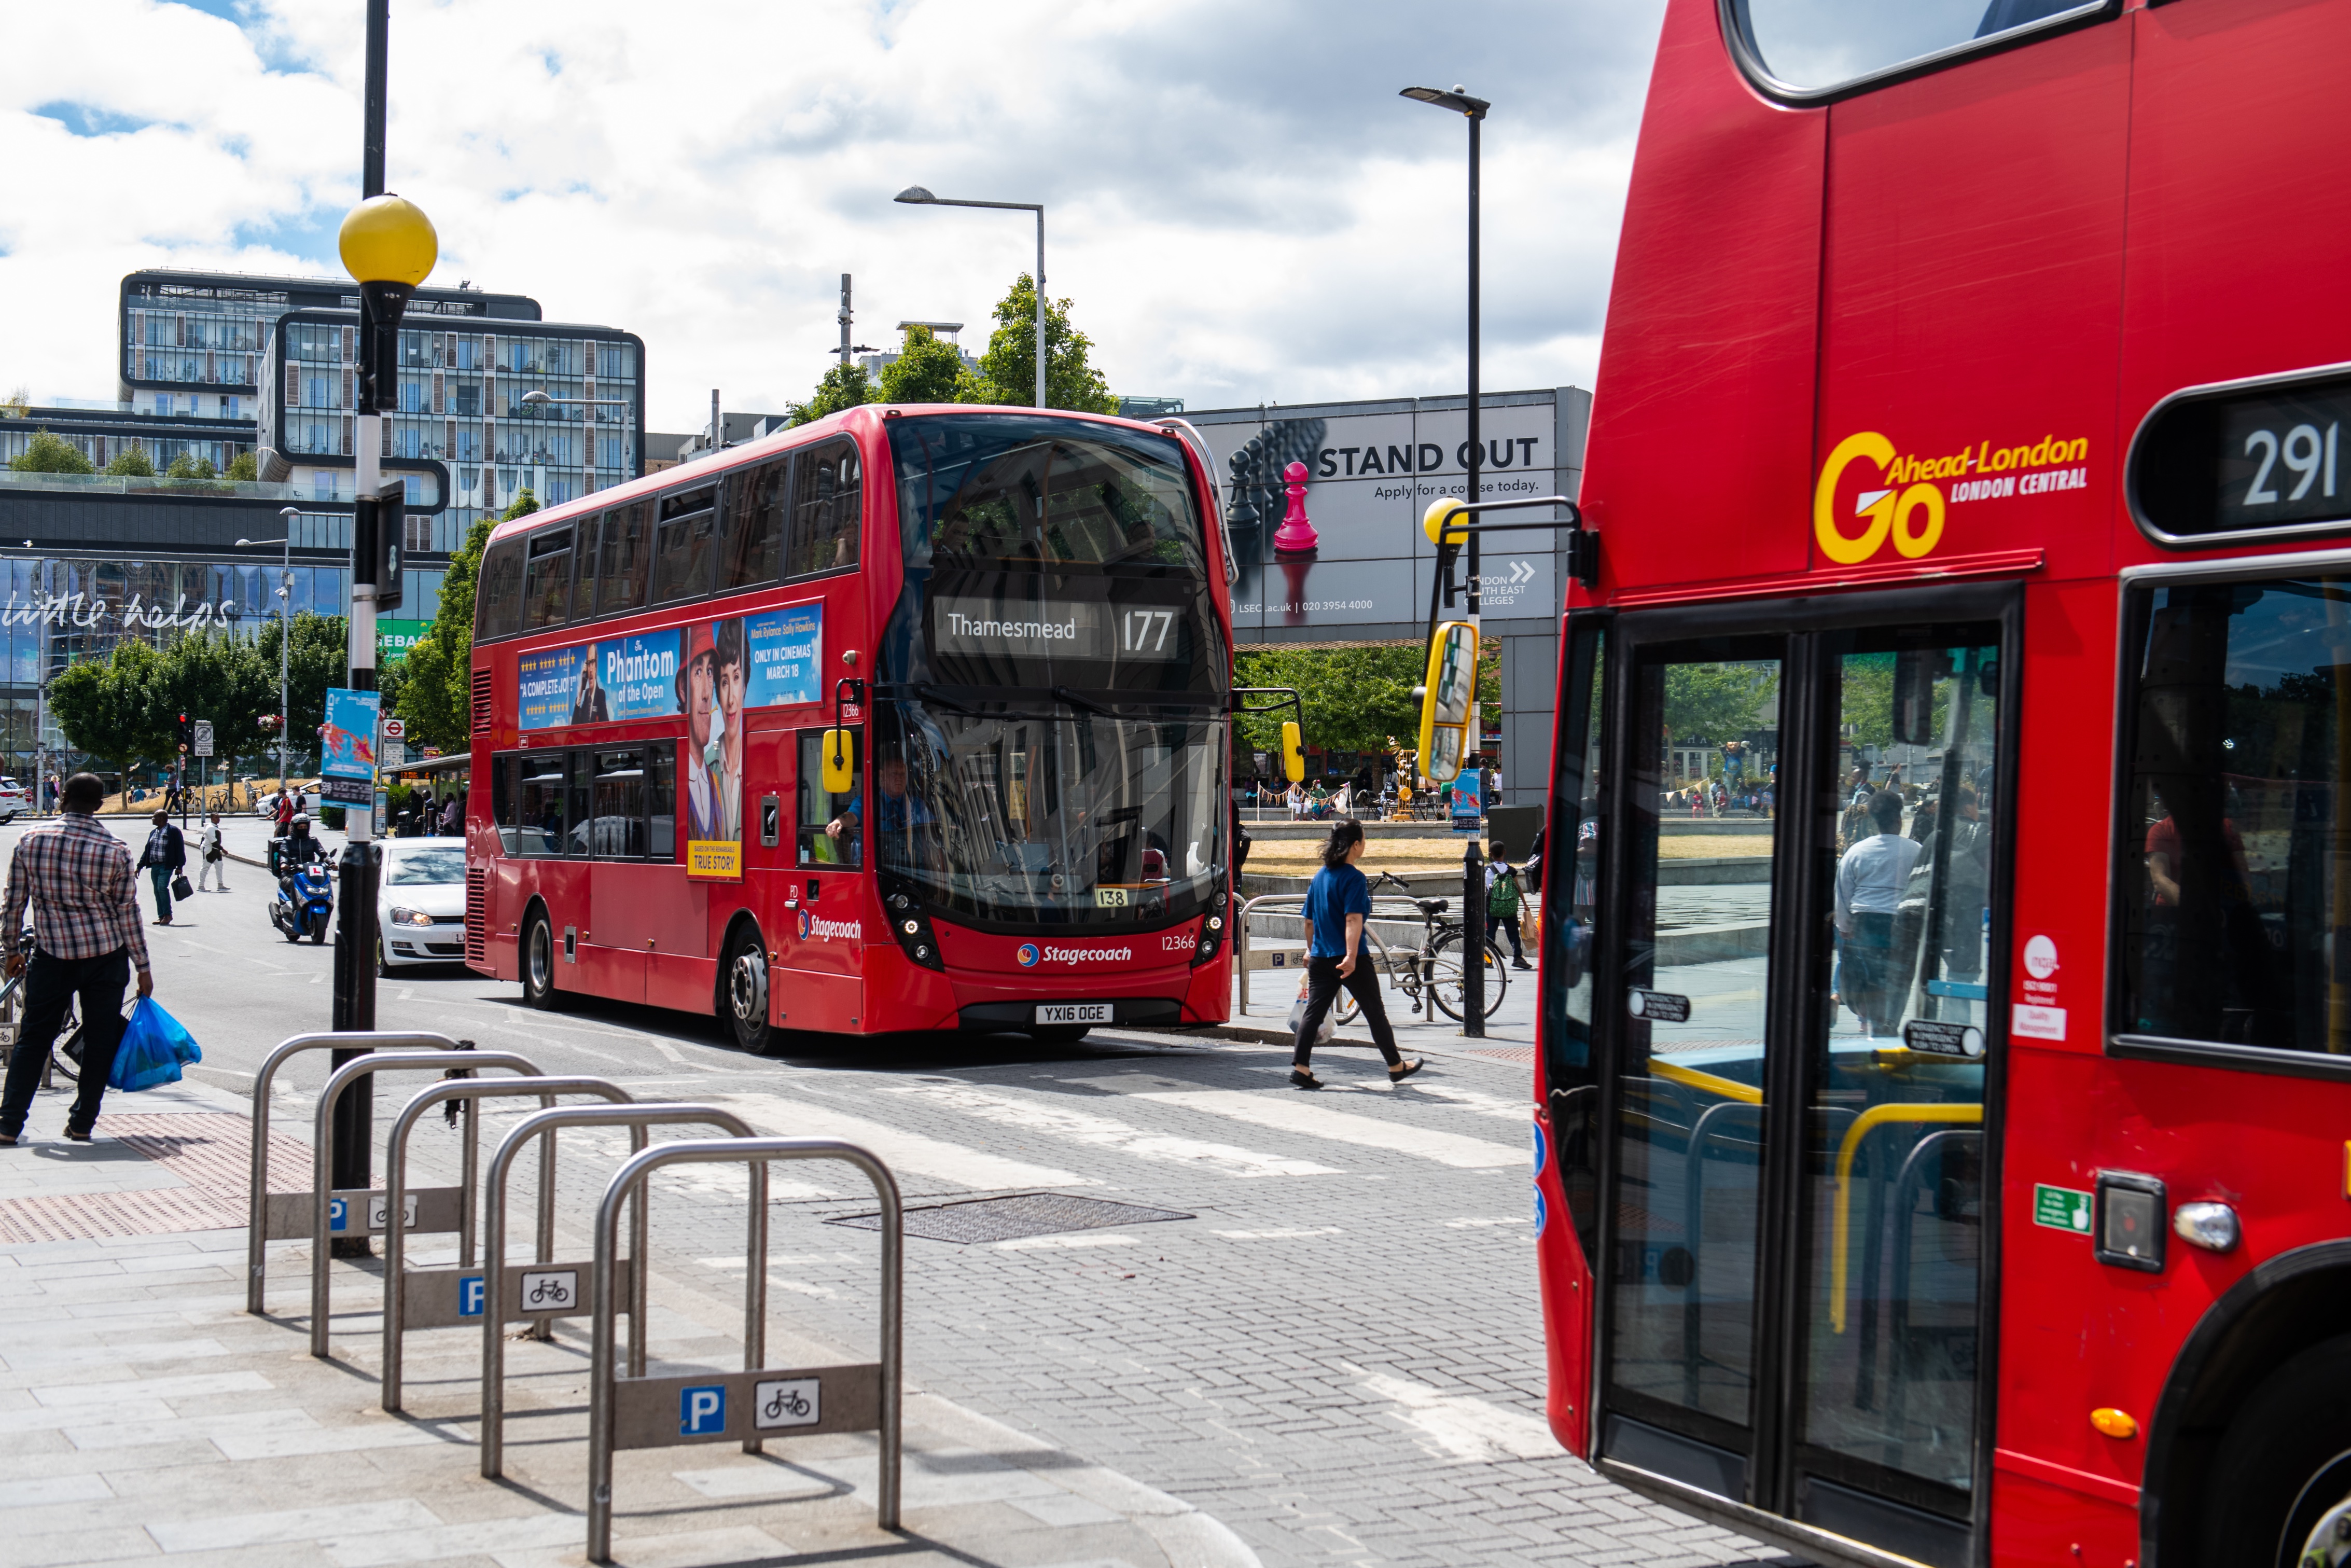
[1279,554,1315,626]
[1272,461,1319,554]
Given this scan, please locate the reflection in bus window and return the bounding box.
[891,414,1204,574]
[523,524,573,630]
[788,443,861,578]
[1542,620,1605,1261]
[723,460,787,591]
[597,502,651,616]
[648,743,677,860]
[2119,577,2351,1053]
[583,748,647,858]
[493,753,519,854]
[477,539,523,641]
[652,488,716,605]
[799,730,865,868]
[516,755,566,855]
[1729,0,2099,95]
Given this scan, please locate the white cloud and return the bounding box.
[0,0,1665,428]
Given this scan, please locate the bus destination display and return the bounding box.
[929,595,1186,666]
[2134,369,2351,541]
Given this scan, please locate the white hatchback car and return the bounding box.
[0,778,27,822]
[376,840,468,973]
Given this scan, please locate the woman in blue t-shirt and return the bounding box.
[1291,818,1423,1090]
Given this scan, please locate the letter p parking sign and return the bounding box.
[680,1384,728,1436]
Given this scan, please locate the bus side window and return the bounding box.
[591,747,646,857]
[515,752,567,856]
[653,487,716,605]
[721,458,787,591]
[523,524,574,629]
[570,512,604,622]
[597,501,651,615]
[493,752,519,855]
[648,742,677,861]
[477,540,523,641]
[796,730,864,867]
[789,443,861,578]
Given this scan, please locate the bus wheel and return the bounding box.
[2200,1332,2351,1568]
[723,929,772,1054]
[521,911,562,1010]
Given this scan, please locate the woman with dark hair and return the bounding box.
[1290,818,1422,1090]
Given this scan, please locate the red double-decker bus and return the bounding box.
[462,406,1236,1050]
[1527,3,2351,1567]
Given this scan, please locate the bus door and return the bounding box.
[1576,588,2013,1568]
[780,727,866,1033]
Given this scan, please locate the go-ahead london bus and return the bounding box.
[1521,2,2351,1567]
[462,405,1237,1050]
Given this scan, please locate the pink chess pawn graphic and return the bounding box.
[1272,460,1319,553]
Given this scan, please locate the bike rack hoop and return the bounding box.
[378,1074,633,1407]
[245,1030,462,1316]
[478,1103,759,1480]
[586,1136,902,1563]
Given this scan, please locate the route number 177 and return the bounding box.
[1121,609,1174,653]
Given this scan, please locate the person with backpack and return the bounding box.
[1486,838,1533,969]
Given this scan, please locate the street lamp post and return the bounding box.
[1403,82,1492,1038]
[239,510,297,798]
[894,187,1047,409]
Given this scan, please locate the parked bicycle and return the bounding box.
[1332,869,1508,1026]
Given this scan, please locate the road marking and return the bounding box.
[1098,1085,1526,1170]
[881,1081,1341,1178]
[1405,1083,1536,1121]
[1352,1368,1560,1464]
[995,1233,1139,1250]
[714,1091,1091,1191]
[1444,1216,1528,1228]
[1212,1226,1345,1240]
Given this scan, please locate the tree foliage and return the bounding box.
[877,324,978,405]
[103,445,156,477]
[254,613,352,771]
[393,489,535,754]
[225,450,258,481]
[1663,662,1778,745]
[965,273,1118,413]
[787,362,882,427]
[165,451,217,480]
[9,429,93,474]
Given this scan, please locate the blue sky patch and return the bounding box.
[33,102,161,139]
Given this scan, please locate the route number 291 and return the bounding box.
[2242,421,2340,507]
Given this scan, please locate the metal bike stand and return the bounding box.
[309,1049,543,1358]
[480,1103,761,1480]
[246,1030,462,1315]
[1235,892,1421,1018]
[379,1075,635,1411]
[586,1136,903,1562]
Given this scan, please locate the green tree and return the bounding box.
[224,450,258,481]
[1664,662,1778,745]
[1232,645,1429,758]
[50,641,172,786]
[9,429,94,474]
[962,273,1118,413]
[103,445,157,477]
[787,362,882,427]
[149,629,274,787]
[877,324,979,405]
[165,451,217,480]
[394,488,536,753]
[255,613,351,772]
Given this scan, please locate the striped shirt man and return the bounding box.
[4,811,151,973]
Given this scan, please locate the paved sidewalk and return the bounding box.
[0,1076,1260,1567]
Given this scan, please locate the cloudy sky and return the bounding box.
[0,0,1668,433]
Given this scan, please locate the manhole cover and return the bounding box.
[829,1192,1193,1245]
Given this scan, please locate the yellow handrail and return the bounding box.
[1648,1059,1762,1106]
[1830,1102,1984,1332]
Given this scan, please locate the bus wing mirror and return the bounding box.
[1281,721,1306,784]
[820,729,856,794]
[1417,620,1479,784]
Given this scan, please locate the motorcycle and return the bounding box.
[273,862,335,945]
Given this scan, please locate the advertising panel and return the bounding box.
[377,618,433,667]
[597,631,683,721]
[517,644,588,731]
[321,687,380,781]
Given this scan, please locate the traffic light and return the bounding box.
[176,711,193,754]
[351,480,405,615]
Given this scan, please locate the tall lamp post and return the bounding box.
[237,508,298,799]
[1402,82,1492,1038]
[326,0,438,1227]
[893,187,1047,409]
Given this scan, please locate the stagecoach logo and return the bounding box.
[797,909,861,943]
[1018,942,1131,967]
[1016,943,1041,967]
[1814,429,2092,565]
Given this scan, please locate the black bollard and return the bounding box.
[328,834,382,1256]
[1463,837,1485,1037]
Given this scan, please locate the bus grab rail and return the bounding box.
[246,1030,463,1315]
[380,1074,636,1411]
[480,1103,760,1480]
[310,1050,544,1357]
[1830,1102,1984,1332]
[586,1136,903,1562]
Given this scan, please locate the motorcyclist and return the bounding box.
[276,813,330,922]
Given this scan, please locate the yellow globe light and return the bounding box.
[338,193,438,286]
[1423,496,1466,546]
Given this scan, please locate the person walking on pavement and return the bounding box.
[0,772,154,1145]
[136,809,186,926]
[1486,839,1533,969]
[1289,818,1422,1091]
[196,810,229,893]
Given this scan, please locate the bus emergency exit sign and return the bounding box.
[2033,1184,2092,1234]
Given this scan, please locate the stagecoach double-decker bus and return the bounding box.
[1522,2,2351,1566]
[462,405,1236,1051]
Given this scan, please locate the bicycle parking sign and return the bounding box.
[756,1377,821,1430]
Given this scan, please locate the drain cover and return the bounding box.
[829,1192,1193,1245]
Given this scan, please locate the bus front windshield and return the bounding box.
[878,411,1227,929]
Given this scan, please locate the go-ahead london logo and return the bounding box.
[1017,942,1042,968]
[1814,429,2090,565]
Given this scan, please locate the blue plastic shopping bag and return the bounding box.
[108,997,202,1092]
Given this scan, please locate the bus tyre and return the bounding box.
[2201,1331,2351,1568]
[723,929,772,1055]
[520,912,562,1010]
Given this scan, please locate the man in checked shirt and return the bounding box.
[0,773,155,1145]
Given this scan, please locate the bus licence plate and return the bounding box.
[1036,1003,1112,1025]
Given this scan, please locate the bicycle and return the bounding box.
[1330,869,1509,1026]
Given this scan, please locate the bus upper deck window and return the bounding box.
[722,459,787,591]
[597,501,650,615]
[523,524,574,630]
[652,487,716,604]
[1730,0,2105,99]
[477,540,523,641]
[569,514,603,623]
[789,444,861,578]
